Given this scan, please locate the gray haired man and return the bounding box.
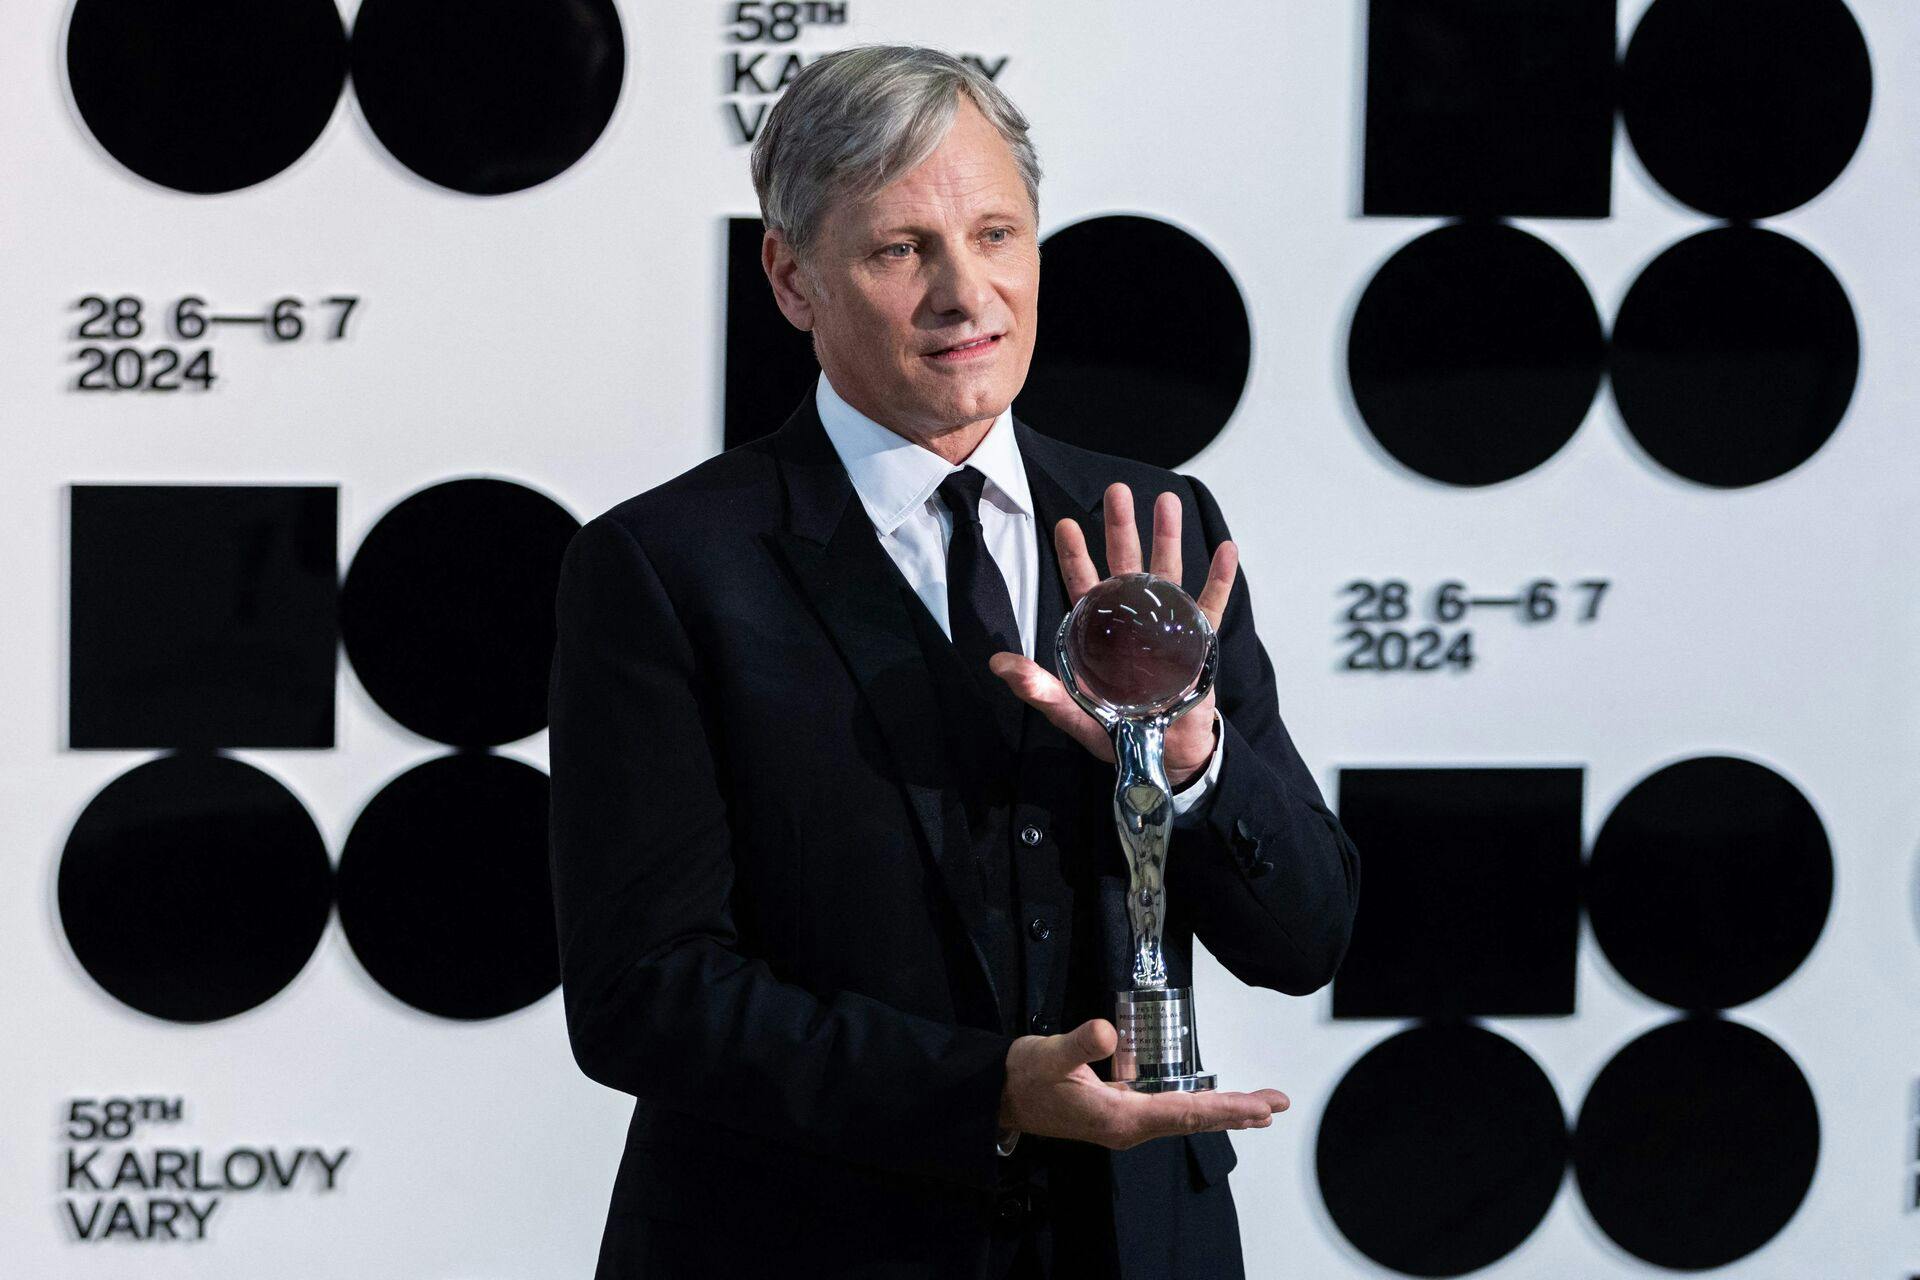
[548,43,1360,1279]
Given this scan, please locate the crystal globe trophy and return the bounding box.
[1056,571,1220,1091]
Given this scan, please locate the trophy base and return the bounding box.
[1117,1072,1217,1094]
[1109,986,1214,1092]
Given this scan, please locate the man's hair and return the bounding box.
[749,44,1042,260]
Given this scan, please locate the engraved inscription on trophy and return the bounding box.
[1123,1006,1190,1066]
[1057,572,1220,1093]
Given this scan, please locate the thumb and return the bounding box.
[988,653,1114,762]
[1053,1018,1118,1071]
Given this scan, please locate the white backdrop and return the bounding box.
[4,0,1918,1275]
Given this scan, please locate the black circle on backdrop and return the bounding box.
[339,478,578,747]
[336,752,558,1019]
[1611,226,1858,488]
[1587,755,1831,1012]
[1317,1023,1567,1276]
[58,753,332,1022]
[1348,222,1604,487]
[1573,1016,1818,1269]
[349,0,626,195]
[66,0,347,194]
[1622,0,1872,220]
[1014,215,1250,469]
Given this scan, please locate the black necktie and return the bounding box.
[935,466,1025,744]
[935,467,1025,1033]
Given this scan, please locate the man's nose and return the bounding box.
[926,242,997,318]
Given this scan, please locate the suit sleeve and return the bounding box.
[1169,708,1225,824]
[1165,475,1362,997]
[547,514,1015,1191]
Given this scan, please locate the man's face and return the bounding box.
[766,94,1040,446]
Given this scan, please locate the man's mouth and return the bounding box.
[926,334,1001,362]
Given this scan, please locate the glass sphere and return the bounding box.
[1062,572,1213,716]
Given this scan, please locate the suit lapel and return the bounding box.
[1016,417,1110,688]
[761,394,1004,1021]
[1016,414,1113,790]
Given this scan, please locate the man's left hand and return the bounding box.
[989,483,1237,785]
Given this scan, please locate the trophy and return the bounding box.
[1056,571,1219,1092]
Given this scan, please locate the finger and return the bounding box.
[1194,540,1239,632]
[1053,1018,1119,1071]
[1054,518,1101,605]
[1120,1090,1270,1133]
[1174,1089,1281,1125]
[1120,1089,1277,1143]
[1150,491,1181,583]
[988,654,1114,761]
[1222,1091,1288,1127]
[1104,483,1141,575]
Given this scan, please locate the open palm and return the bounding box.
[989,482,1238,784]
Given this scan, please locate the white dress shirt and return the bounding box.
[813,372,1224,814]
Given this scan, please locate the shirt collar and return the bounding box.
[814,371,1032,536]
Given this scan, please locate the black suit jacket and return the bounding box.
[547,391,1361,1278]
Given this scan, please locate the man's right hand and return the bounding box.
[998,1019,1289,1150]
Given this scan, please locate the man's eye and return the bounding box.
[881,243,914,258]
[984,227,1011,243]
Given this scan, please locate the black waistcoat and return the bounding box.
[908,601,1032,1038]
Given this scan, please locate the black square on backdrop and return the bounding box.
[69,485,337,749]
[1362,0,1616,218]
[1333,766,1582,1018]
[725,215,821,449]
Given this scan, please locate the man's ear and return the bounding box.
[762,228,816,332]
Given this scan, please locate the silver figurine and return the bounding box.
[1056,571,1219,1092]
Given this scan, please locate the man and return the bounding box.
[548,44,1360,1279]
